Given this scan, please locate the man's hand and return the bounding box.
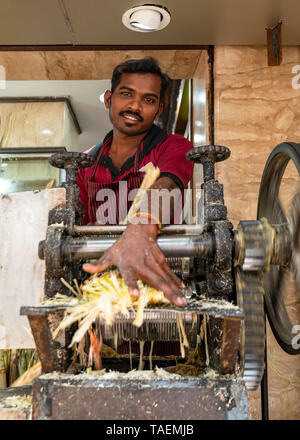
[82,223,187,307]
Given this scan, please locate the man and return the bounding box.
[77,57,194,308]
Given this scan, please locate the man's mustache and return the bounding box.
[119,110,144,122]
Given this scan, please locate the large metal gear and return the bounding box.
[234,221,267,391]
[235,268,265,391]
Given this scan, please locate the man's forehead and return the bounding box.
[116,72,161,93]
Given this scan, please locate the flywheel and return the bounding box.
[257,142,300,355]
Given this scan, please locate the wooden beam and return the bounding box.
[0,44,210,52]
[266,21,283,66]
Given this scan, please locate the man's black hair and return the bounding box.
[111,57,170,101]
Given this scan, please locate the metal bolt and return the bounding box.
[215,277,227,290]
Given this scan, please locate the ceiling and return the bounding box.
[0,0,300,46]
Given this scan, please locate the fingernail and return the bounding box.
[177,297,187,306]
[83,264,95,273]
[131,289,139,298]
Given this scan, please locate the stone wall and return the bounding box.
[0,50,202,80]
[0,101,78,149]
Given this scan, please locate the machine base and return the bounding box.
[32,373,249,420]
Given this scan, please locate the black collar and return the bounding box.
[88,124,167,180]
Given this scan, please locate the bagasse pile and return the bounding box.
[0,395,32,409]
[52,270,171,347]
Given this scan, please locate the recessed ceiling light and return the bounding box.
[122,4,171,33]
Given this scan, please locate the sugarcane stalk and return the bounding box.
[9,349,18,386]
[0,354,7,388]
[10,362,41,387]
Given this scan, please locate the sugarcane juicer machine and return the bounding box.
[21,142,300,420]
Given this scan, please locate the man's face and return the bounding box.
[104,72,163,137]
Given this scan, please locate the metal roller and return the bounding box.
[61,233,215,261]
[73,224,204,236]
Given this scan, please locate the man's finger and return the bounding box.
[82,253,113,274]
[161,261,185,289]
[151,246,184,289]
[137,266,186,307]
[146,252,184,289]
[120,267,140,299]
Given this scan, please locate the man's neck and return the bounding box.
[109,130,146,155]
[108,129,147,170]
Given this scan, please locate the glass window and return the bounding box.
[0,149,65,195]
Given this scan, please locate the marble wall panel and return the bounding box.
[266,319,300,420]
[0,50,202,81]
[214,46,300,420]
[0,101,78,148]
[0,101,64,147]
[215,46,300,226]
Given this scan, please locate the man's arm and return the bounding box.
[83,176,187,307]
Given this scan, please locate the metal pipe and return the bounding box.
[62,233,214,261]
[73,224,204,236]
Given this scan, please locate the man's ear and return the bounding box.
[154,102,163,122]
[104,90,112,109]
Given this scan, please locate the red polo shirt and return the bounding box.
[77,125,194,225]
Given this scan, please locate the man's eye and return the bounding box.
[145,98,155,104]
[121,91,131,96]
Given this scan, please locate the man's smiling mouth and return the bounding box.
[120,111,143,122]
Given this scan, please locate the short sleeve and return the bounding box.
[155,135,194,192]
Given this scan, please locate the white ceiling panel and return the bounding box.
[0,0,300,45]
[64,0,287,45]
[0,0,70,45]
